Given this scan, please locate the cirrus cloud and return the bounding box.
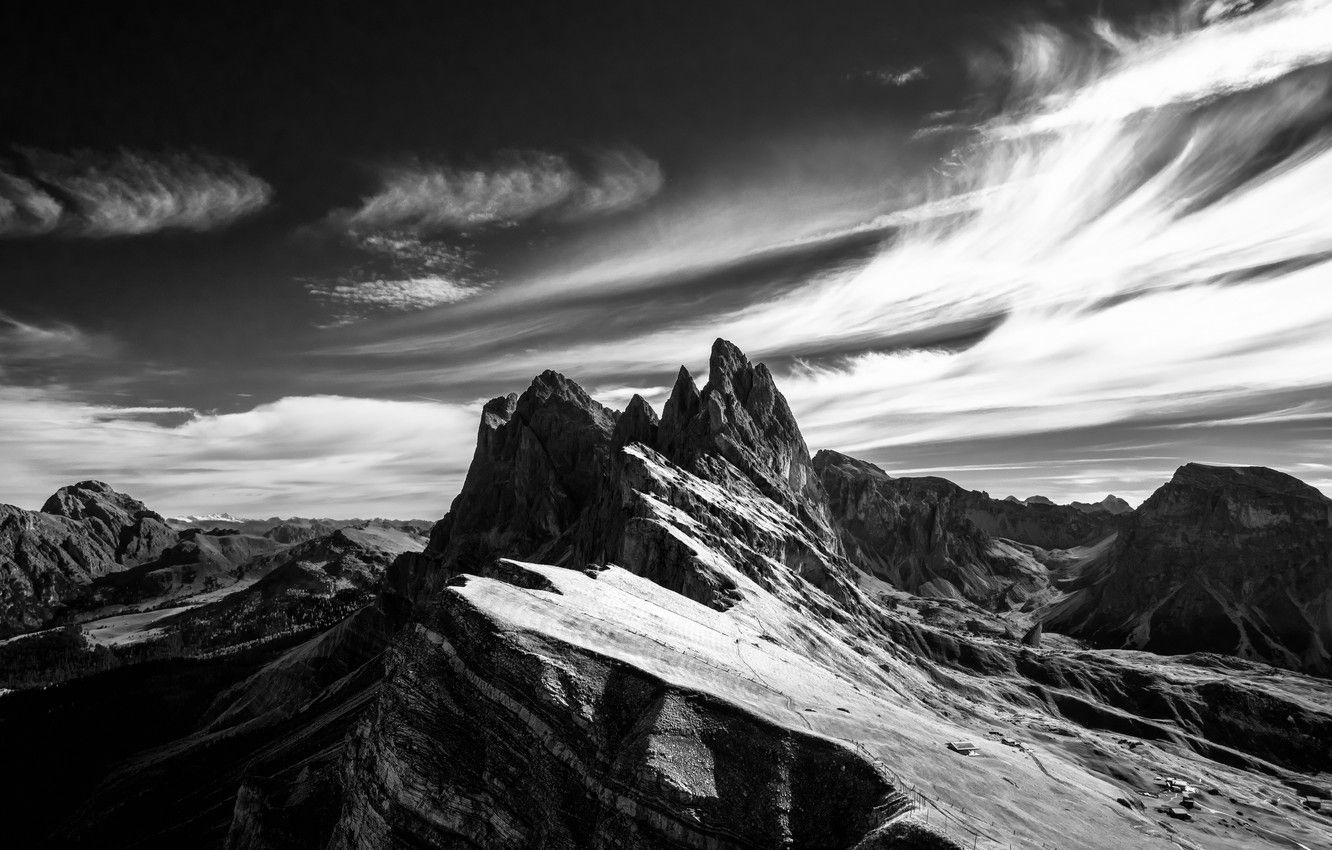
[0,147,272,238]
[326,147,662,236]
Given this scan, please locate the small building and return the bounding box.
[1167,807,1192,820]
[946,741,980,756]
[1302,797,1323,811]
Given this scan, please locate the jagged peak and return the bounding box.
[657,365,701,457]
[507,370,616,439]
[704,337,755,401]
[613,394,659,448]
[479,393,518,430]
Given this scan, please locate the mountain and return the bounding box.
[815,450,1049,605]
[1068,495,1134,516]
[3,341,1331,850]
[0,481,180,635]
[1044,463,1332,674]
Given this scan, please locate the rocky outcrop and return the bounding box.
[1045,464,1332,674]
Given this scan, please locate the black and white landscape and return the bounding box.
[3,1,1332,848]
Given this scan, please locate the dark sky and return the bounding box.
[2,0,1330,516]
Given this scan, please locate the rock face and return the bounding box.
[42,480,177,567]
[961,491,1122,551]
[0,481,179,635]
[1045,464,1332,674]
[816,451,1047,605]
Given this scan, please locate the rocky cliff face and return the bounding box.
[815,450,1047,605]
[1045,463,1332,674]
[0,481,180,635]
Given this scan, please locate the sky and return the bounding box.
[2,0,1331,518]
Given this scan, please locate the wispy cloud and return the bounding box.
[302,232,485,325]
[0,312,114,363]
[325,148,662,236]
[863,66,927,87]
[0,148,272,238]
[306,277,480,316]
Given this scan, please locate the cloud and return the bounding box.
[0,388,479,518]
[555,149,664,221]
[0,173,63,236]
[306,276,481,314]
[0,312,114,363]
[325,148,662,236]
[0,148,272,238]
[302,232,485,325]
[864,66,927,87]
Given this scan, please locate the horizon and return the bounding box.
[4,0,1332,517]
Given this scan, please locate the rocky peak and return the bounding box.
[423,369,617,583]
[41,480,175,567]
[1097,494,1133,514]
[611,393,659,448]
[655,339,822,514]
[655,365,701,458]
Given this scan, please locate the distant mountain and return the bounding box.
[0,481,179,635]
[1005,493,1133,515]
[1068,494,1134,515]
[1044,463,1332,674]
[166,512,247,524]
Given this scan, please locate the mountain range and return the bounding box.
[1,339,1329,849]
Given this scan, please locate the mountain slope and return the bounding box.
[1044,463,1332,674]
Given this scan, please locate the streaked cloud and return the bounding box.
[0,387,478,517]
[325,148,662,236]
[0,148,272,238]
[306,276,480,315]
[0,312,114,363]
[302,232,485,325]
[864,66,927,87]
